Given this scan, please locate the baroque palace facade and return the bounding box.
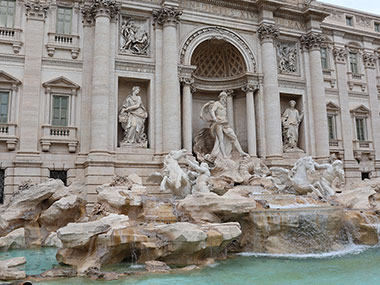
[0,0,380,203]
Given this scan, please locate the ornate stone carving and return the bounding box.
[363,52,376,69]
[257,24,279,41]
[180,76,194,86]
[277,42,298,74]
[241,84,259,93]
[300,32,323,50]
[81,0,120,24]
[333,47,348,64]
[24,1,49,20]
[120,17,150,55]
[186,158,211,194]
[119,86,148,148]
[281,100,303,152]
[152,6,182,26]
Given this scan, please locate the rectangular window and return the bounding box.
[50,170,67,186]
[0,0,15,28]
[56,7,72,35]
[52,95,69,126]
[0,91,9,123]
[321,47,329,69]
[349,52,359,74]
[327,115,337,140]
[346,16,353,27]
[375,23,380,32]
[0,169,4,204]
[355,118,367,141]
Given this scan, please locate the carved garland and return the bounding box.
[152,6,182,26]
[180,26,257,72]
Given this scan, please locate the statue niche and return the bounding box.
[119,86,148,148]
[281,99,304,152]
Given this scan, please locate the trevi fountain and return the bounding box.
[0,90,379,284]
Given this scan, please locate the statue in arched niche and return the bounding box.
[119,86,148,147]
[282,100,303,152]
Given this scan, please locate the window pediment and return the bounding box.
[351,105,370,116]
[43,76,80,95]
[0,71,21,89]
[326,101,340,112]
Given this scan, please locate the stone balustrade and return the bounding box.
[0,27,22,54]
[0,123,18,150]
[40,125,78,153]
[46,33,80,59]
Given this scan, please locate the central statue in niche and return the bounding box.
[200,91,248,161]
[119,86,148,147]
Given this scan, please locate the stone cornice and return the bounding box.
[257,24,279,42]
[333,47,348,64]
[24,1,49,20]
[300,32,323,50]
[153,6,182,26]
[363,52,377,69]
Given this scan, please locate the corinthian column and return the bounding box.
[153,6,182,152]
[180,77,194,153]
[88,0,119,154]
[301,32,330,160]
[363,52,380,173]
[258,24,282,158]
[242,84,258,156]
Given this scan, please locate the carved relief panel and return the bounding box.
[119,15,150,56]
[277,41,298,75]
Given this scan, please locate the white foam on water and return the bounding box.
[206,262,220,268]
[237,244,375,259]
[267,203,320,209]
[129,264,146,269]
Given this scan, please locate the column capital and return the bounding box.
[333,47,348,64]
[153,6,182,27]
[363,52,377,69]
[300,32,323,50]
[242,83,259,93]
[24,0,49,20]
[81,0,120,25]
[180,76,194,86]
[257,24,279,42]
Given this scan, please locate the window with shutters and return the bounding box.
[0,0,15,28]
[52,95,69,126]
[56,7,72,35]
[355,117,367,141]
[0,91,9,123]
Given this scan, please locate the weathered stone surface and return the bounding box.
[43,232,63,248]
[145,261,170,273]
[41,267,77,278]
[0,228,25,250]
[177,192,257,223]
[0,179,65,236]
[0,257,27,281]
[39,195,86,231]
[57,214,130,248]
[343,210,379,246]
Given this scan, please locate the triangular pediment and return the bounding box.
[42,76,80,90]
[326,101,340,111]
[351,104,370,115]
[0,70,21,86]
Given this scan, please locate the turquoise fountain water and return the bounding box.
[2,246,379,285]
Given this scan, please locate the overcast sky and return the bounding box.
[320,0,380,16]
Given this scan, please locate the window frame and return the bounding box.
[349,52,359,74]
[327,114,337,140]
[320,47,329,70]
[346,16,353,27]
[355,117,367,141]
[0,90,10,124]
[56,6,72,35]
[0,0,16,28]
[375,22,380,32]
[51,94,70,126]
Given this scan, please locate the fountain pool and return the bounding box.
[2,246,379,285]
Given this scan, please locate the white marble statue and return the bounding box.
[119,86,148,147]
[200,91,248,160]
[147,149,191,199]
[186,158,211,193]
[314,160,345,197]
[281,100,303,152]
[120,19,150,55]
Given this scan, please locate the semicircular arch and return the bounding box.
[179,26,257,73]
